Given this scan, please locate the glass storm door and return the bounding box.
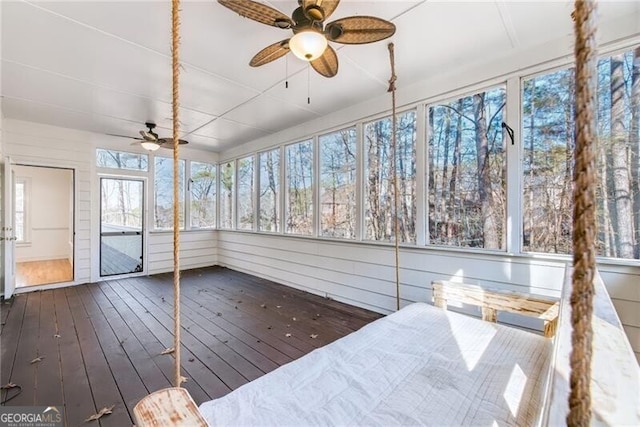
[100,178,144,277]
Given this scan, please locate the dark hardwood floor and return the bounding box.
[0,266,382,426]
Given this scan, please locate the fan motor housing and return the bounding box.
[291,7,322,33]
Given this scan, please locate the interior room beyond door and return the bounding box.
[14,165,74,288]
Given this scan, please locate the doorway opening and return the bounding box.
[14,165,75,288]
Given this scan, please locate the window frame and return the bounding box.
[518,44,640,261]
[362,108,419,244]
[284,139,314,236]
[188,161,217,230]
[425,84,508,252]
[219,160,236,230]
[96,148,149,172]
[236,155,256,231]
[257,147,282,233]
[318,126,358,240]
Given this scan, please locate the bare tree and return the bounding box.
[260,150,279,231]
[610,54,635,258]
[447,100,463,243]
[220,162,234,228]
[473,92,499,248]
[367,122,384,239]
[631,47,640,257]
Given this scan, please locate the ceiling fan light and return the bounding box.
[141,141,160,151]
[289,31,327,62]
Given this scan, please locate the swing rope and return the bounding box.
[569,1,597,424]
[171,0,182,388]
[387,43,401,311]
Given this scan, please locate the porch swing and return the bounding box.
[132,1,639,425]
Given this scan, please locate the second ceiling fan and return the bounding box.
[218,0,396,78]
[109,122,189,151]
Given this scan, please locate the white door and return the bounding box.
[3,158,16,298]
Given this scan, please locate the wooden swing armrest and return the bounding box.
[431,280,559,337]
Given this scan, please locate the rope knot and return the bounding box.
[388,76,397,93]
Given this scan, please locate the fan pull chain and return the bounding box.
[307,63,311,104]
[285,55,289,89]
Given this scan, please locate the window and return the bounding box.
[154,157,185,230]
[97,149,148,171]
[190,162,216,229]
[428,86,506,249]
[219,161,235,229]
[285,140,313,235]
[523,45,640,259]
[15,179,26,242]
[199,44,640,263]
[237,156,255,230]
[319,127,357,239]
[594,49,639,259]
[522,69,574,254]
[364,110,417,243]
[259,149,280,232]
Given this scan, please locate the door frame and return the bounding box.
[5,159,77,294]
[3,157,15,298]
[96,173,148,280]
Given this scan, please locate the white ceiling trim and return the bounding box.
[495,1,520,49]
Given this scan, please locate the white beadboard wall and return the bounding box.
[4,120,93,284]
[217,231,640,363]
[3,119,219,284]
[147,231,217,275]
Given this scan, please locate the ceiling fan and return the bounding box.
[108,122,189,151]
[217,0,396,78]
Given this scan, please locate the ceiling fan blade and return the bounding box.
[325,16,396,45]
[301,0,340,21]
[218,0,293,29]
[106,133,144,141]
[250,39,290,67]
[311,45,338,78]
[157,138,189,146]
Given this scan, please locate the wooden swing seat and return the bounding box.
[133,387,207,426]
